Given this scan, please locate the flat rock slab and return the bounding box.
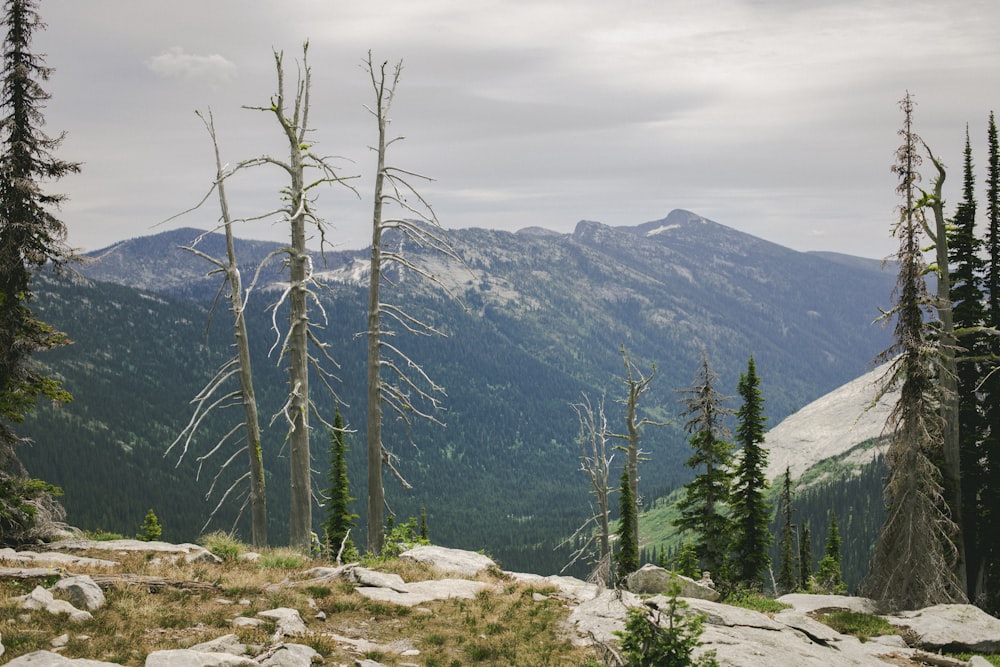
[506,572,601,603]
[46,540,220,564]
[0,548,118,569]
[257,607,308,637]
[144,649,259,667]
[399,545,496,577]
[3,650,124,666]
[355,578,489,607]
[887,603,1000,653]
[776,593,878,615]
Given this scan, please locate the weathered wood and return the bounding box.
[0,566,65,582]
[86,573,223,593]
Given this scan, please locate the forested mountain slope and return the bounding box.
[20,210,895,575]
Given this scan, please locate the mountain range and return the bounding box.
[19,209,896,574]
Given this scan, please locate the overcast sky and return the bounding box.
[33,0,1000,259]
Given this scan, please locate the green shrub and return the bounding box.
[817,610,895,642]
[137,508,162,541]
[199,531,245,561]
[616,586,719,667]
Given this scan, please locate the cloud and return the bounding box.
[145,47,237,86]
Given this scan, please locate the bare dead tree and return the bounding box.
[240,44,357,551]
[363,53,466,555]
[861,93,966,610]
[917,139,965,590]
[607,345,666,551]
[559,393,615,585]
[164,110,268,546]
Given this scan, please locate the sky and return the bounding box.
[31,0,1000,259]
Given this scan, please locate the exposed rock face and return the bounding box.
[399,545,497,577]
[256,608,307,638]
[3,650,122,666]
[144,650,259,667]
[45,540,221,564]
[52,575,105,611]
[887,604,1000,653]
[625,564,720,600]
[17,586,92,623]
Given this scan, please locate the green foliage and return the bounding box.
[137,508,162,542]
[322,408,358,562]
[0,475,61,546]
[730,356,771,588]
[816,610,895,642]
[84,528,124,541]
[199,531,246,561]
[616,587,719,667]
[674,353,734,578]
[617,467,639,581]
[776,468,797,594]
[725,588,791,614]
[259,548,308,569]
[368,515,429,561]
[798,522,812,591]
[672,542,701,580]
[814,511,845,593]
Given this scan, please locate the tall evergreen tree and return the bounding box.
[861,93,965,610]
[983,111,1000,612]
[674,351,733,579]
[798,522,812,591]
[0,0,78,544]
[322,408,357,562]
[616,466,639,582]
[949,125,987,602]
[816,512,845,594]
[730,356,771,589]
[776,467,797,594]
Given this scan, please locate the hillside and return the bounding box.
[19,209,896,575]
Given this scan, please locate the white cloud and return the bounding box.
[145,47,237,86]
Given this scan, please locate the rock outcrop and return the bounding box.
[624,563,720,600]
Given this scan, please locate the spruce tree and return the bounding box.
[0,0,78,544]
[730,356,771,589]
[776,467,797,594]
[949,125,987,602]
[816,512,845,594]
[983,111,1000,612]
[674,351,733,580]
[616,466,639,581]
[798,522,812,591]
[322,408,357,561]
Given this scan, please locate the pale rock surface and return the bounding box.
[968,657,995,667]
[257,607,308,637]
[52,575,105,611]
[565,586,638,644]
[144,649,258,667]
[506,572,601,603]
[350,567,407,592]
[50,635,69,649]
[399,545,496,577]
[354,577,488,607]
[18,586,92,622]
[46,539,220,564]
[3,651,121,666]
[887,603,1000,653]
[625,564,720,600]
[777,593,878,614]
[188,634,247,656]
[0,548,118,569]
[260,644,321,667]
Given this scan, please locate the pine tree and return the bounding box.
[861,93,965,610]
[798,522,812,591]
[816,512,845,594]
[0,0,78,544]
[949,125,987,602]
[730,356,771,589]
[419,505,428,542]
[322,408,357,562]
[616,466,640,582]
[138,508,162,542]
[983,111,1000,612]
[776,467,797,594]
[674,351,733,580]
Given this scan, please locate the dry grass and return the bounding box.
[0,545,599,666]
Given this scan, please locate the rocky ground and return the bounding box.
[1,541,998,666]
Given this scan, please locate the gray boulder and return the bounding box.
[354,577,488,607]
[53,575,105,611]
[188,634,247,656]
[18,586,92,623]
[625,564,719,601]
[257,607,308,637]
[777,593,877,614]
[399,545,496,577]
[3,651,122,666]
[887,604,1000,653]
[144,650,257,667]
[260,644,321,667]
